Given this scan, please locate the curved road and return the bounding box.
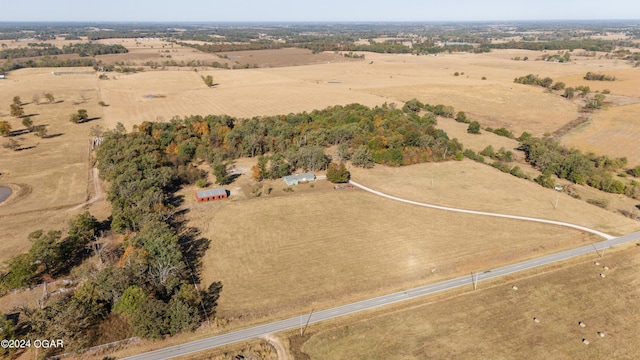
[124,181,639,360]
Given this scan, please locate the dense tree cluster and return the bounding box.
[0,212,98,293]
[0,127,220,357]
[69,109,89,123]
[85,129,214,339]
[326,162,350,183]
[513,74,554,88]
[584,72,616,81]
[0,120,11,136]
[517,134,634,195]
[128,103,461,173]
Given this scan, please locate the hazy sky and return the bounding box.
[3,0,639,22]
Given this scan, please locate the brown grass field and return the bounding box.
[189,160,639,327]
[561,103,640,166]
[1,43,640,359]
[300,244,640,359]
[0,67,110,257]
[349,161,640,236]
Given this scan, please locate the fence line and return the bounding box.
[51,71,95,75]
[46,337,140,360]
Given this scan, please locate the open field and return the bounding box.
[0,43,639,359]
[0,47,637,289]
[349,160,640,236]
[0,68,110,258]
[97,48,638,137]
[555,68,640,98]
[194,181,599,328]
[549,68,640,165]
[561,103,640,167]
[0,47,637,291]
[97,65,390,130]
[189,158,640,327]
[301,244,640,359]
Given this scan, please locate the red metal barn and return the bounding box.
[195,188,228,202]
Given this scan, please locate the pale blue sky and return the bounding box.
[3,0,638,22]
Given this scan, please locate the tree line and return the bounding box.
[0,43,128,59]
[0,127,219,357]
[131,103,463,182]
[517,133,638,196]
[0,57,98,74]
[489,39,619,52]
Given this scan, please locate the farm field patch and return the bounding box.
[561,103,640,167]
[97,67,390,130]
[195,186,593,328]
[302,245,640,359]
[0,68,107,259]
[349,160,640,236]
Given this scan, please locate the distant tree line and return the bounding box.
[0,57,98,73]
[0,43,128,59]
[489,39,618,52]
[178,41,284,54]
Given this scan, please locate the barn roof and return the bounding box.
[196,188,226,198]
[283,173,316,183]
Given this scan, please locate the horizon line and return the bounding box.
[1,19,639,25]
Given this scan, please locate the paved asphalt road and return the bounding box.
[125,180,636,359]
[125,230,640,360]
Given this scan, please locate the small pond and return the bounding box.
[0,186,11,203]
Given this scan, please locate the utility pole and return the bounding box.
[553,186,562,209]
[301,309,314,337]
[472,272,478,291]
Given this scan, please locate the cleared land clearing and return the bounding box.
[214,48,358,68]
[0,68,105,259]
[98,67,389,130]
[302,245,640,359]
[95,38,230,66]
[197,187,591,328]
[349,160,640,236]
[555,68,640,98]
[0,36,87,50]
[265,50,595,136]
[435,117,522,155]
[561,103,640,167]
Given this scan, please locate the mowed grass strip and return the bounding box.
[199,187,587,325]
[302,245,640,359]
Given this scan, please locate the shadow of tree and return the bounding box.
[44,133,64,139]
[202,281,222,319]
[178,226,210,285]
[9,129,30,136]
